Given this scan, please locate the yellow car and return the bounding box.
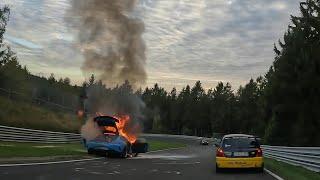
[215,134,264,172]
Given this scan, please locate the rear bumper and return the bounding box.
[87,143,124,153]
[216,157,263,168]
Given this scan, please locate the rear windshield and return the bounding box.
[221,137,260,149]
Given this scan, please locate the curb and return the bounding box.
[264,168,284,180]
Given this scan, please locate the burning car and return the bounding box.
[83,115,148,158]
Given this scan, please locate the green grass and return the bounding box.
[0,140,186,159]
[0,96,83,133]
[265,158,320,180]
[0,142,87,158]
[148,140,186,151]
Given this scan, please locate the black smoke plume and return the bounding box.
[68,0,146,88]
[67,0,147,140]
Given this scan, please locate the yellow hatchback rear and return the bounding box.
[215,134,264,172]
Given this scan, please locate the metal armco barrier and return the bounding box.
[0,125,202,143]
[0,125,81,143]
[262,145,320,172]
[141,133,202,140]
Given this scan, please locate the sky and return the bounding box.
[1,0,301,90]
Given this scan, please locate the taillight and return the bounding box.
[256,148,263,157]
[216,148,225,157]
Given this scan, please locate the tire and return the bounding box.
[215,164,221,173]
[128,144,132,154]
[87,149,94,155]
[257,164,264,173]
[121,147,128,158]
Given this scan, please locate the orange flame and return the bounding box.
[95,113,139,144]
[114,115,137,144]
[77,110,84,118]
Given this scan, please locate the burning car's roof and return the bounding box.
[94,116,119,127]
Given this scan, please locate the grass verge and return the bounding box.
[0,96,82,133]
[264,158,320,180]
[0,142,86,158]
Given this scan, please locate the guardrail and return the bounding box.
[0,125,204,143]
[141,133,203,140]
[0,125,81,143]
[262,145,320,172]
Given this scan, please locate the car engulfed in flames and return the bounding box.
[83,115,148,158]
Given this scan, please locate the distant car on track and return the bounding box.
[200,138,209,145]
[215,134,263,172]
[84,116,148,158]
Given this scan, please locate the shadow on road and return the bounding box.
[215,168,264,174]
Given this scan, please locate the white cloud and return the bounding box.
[270,1,288,10]
[0,0,301,89]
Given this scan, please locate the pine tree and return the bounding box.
[264,0,320,146]
[0,6,10,64]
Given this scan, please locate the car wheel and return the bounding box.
[128,144,132,154]
[215,164,221,173]
[103,151,109,157]
[257,165,264,173]
[121,147,128,158]
[87,149,94,155]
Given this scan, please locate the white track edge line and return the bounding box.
[0,157,104,167]
[264,168,284,180]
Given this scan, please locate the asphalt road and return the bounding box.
[0,136,275,180]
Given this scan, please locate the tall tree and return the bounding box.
[264,0,320,146]
[236,79,260,134]
[0,6,10,63]
[209,82,236,134]
[190,81,205,136]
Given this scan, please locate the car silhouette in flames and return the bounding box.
[83,115,148,158]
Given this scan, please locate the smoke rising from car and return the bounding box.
[68,0,146,88]
[66,0,146,139]
[80,81,145,141]
[85,81,145,120]
[81,118,102,141]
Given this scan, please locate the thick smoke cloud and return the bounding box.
[85,81,145,121]
[67,0,147,140]
[81,119,102,141]
[68,0,146,88]
[81,81,145,140]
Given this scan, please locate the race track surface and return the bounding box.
[0,136,275,180]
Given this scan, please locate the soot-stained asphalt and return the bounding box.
[0,136,275,180]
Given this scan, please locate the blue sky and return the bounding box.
[1,0,301,90]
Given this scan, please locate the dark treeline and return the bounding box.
[1,1,320,146]
[140,80,264,138]
[0,6,81,110]
[0,54,81,111]
[141,0,320,146]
